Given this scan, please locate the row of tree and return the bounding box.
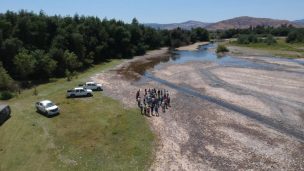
[0,10,209,91]
[237,34,277,45]
[214,25,295,39]
[214,25,304,44]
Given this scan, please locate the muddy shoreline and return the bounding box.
[93,43,304,170]
[114,47,171,80]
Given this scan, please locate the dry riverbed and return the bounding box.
[92,44,304,170]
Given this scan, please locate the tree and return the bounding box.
[169,28,191,48]
[13,49,36,80]
[69,32,85,61]
[286,31,297,43]
[238,34,248,44]
[216,45,229,53]
[31,50,57,79]
[192,28,209,42]
[286,30,304,43]
[113,26,132,57]
[13,15,31,45]
[131,18,139,26]
[63,50,82,72]
[1,38,23,72]
[0,29,3,46]
[143,27,162,49]
[264,34,277,45]
[0,19,13,39]
[248,34,258,43]
[51,34,66,49]
[0,62,14,90]
[48,47,65,76]
[271,25,291,36]
[95,43,108,62]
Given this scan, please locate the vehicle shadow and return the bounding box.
[0,115,11,126]
[93,89,103,92]
[36,110,59,118]
[66,94,94,99]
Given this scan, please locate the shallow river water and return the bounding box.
[144,43,304,76]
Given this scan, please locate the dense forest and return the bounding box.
[0,10,209,93]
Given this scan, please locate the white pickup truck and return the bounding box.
[80,82,103,91]
[66,87,93,98]
[35,100,60,116]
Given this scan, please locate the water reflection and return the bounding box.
[121,43,304,81]
[168,44,289,71]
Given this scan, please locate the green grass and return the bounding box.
[228,38,304,58]
[0,60,155,171]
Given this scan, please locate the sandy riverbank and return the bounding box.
[176,42,210,51]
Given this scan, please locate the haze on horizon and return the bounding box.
[0,0,303,23]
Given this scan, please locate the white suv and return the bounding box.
[66,87,93,98]
[36,100,60,116]
[82,82,103,91]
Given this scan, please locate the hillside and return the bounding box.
[145,17,304,30]
[144,20,211,30]
[206,16,301,30]
[293,19,304,24]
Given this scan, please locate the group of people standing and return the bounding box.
[136,88,171,117]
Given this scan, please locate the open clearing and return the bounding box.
[94,44,304,170]
[0,60,154,171]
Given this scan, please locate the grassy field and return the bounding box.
[0,60,154,171]
[228,38,304,58]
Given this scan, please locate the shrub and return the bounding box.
[0,91,14,100]
[264,34,277,45]
[65,69,72,81]
[72,71,79,79]
[216,45,229,53]
[286,30,304,43]
[0,62,14,90]
[248,34,258,43]
[237,34,277,45]
[237,34,250,44]
[33,87,38,96]
[237,34,258,44]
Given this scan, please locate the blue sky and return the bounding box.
[0,0,303,23]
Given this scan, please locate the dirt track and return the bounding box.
[92,45,304,170]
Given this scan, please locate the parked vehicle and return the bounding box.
[80,82,103,91]
[0,104,11,125]
[66,87,93,98]
[36,100,59,116]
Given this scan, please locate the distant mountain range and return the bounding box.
[144,16,304,30]
[205,16,303,30]
[144,20,211,30]
[293,19,304,24]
